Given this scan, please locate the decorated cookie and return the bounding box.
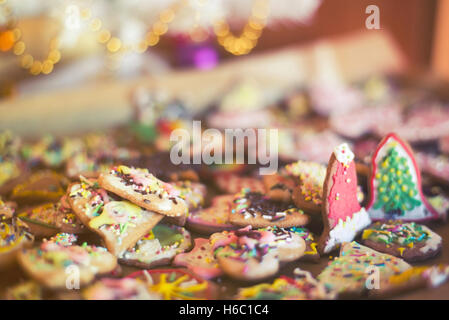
[415,152,449,185]
[317,241,411,296]
[173,238,223,280]
[65,153,112,180]
[83,277,160,300]
[235,269,335,300]
[21,135,83,168]
[18,203,61,238]
[0,213,34,269]
[215,172,265,195]
[171,180,206,211]
[318,143,371,254]
[288,227,320,262]
[288,160,327,214]
[18,240,118,290]
[119,224,191,268]
[186,195,238,234]
[98,166,188,217]
[367,133,443,221]
[374,104,449,142]
[68,179,163,256]
[361,221,442,262]
[228,188,309,228]
[5,281,43,300]
[128,269,216,300]
[211,226,306,281]
[55,195,86,234]
[0,198,15,218]
[263,173,296,202]
[369,264,449,298]
[133,152,200,182]
[10,171,69,204]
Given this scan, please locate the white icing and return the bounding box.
[419,225,442,253]
[323,208,371,254]
[333,143,354,165]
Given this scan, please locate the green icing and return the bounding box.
[153,225,183,247]
[373,147,421,215]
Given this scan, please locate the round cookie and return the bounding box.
[228,188,309,228]
[211,226,306,281]
[361,221,442,262]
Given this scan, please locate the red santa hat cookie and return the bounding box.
[318,143,371,254]
[367,133,444,222]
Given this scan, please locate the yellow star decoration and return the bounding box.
[149,273,208,300]
[239,278,288,298]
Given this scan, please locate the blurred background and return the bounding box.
[0,0,448,136]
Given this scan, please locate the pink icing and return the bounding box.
[327,160,361,229]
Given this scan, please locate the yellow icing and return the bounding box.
[89,201,142,229]
[149,273,208,300]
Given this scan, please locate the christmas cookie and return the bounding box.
[119,224,191,268]
[318,143,371,254]
[128,269,216,300]
[18,203,61,238]
[235,269,335,300]
[173,238,223,280]
[0,214,34,269]
[228,188,309,228]
[68,179,164,256]
[10,170,69,204]
[361,221,442,262]
[83,277,160,300]
[18,239,118,290]
[133,151,200,182]
[4,281,43,300]
[317,241,411,296]
[186,195,238,234]
[263,172,295,202]
[288,160,327,214]
[215,172,265,195]
[415,152,449,186]
[211,226,306,281]
[369,264,449,298]
[367,133,443,221]
[98,166,188,217]
[288,227,320,262]
[55,195,86,234]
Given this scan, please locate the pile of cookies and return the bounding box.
[1,128,448,300]
[2,75,449,300]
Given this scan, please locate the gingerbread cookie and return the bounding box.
[68,179,163,256]
[173,238,223,280]
[369,264,449,298]
[317,241,411,296]
[361,221,442,262]
[0,213,34,269]
[235,269,336,300]
[229,188,309,228]
[215,172,265,195]
[119,224,191,268]
[83,277,160,300]
[55,195,86,234]
[367,133,443,221]
[10,170,69,204]
[4,281,43,300]
[186,195,238,234]
[318,143,371,254]
[288,227,320,262]
[263,173,295,202]
[128,269,216,300]
[288,160,327,214]
[18,203,61,238]
[211,226,306,281]
[98,166,188,217]
[18,239,118,290]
